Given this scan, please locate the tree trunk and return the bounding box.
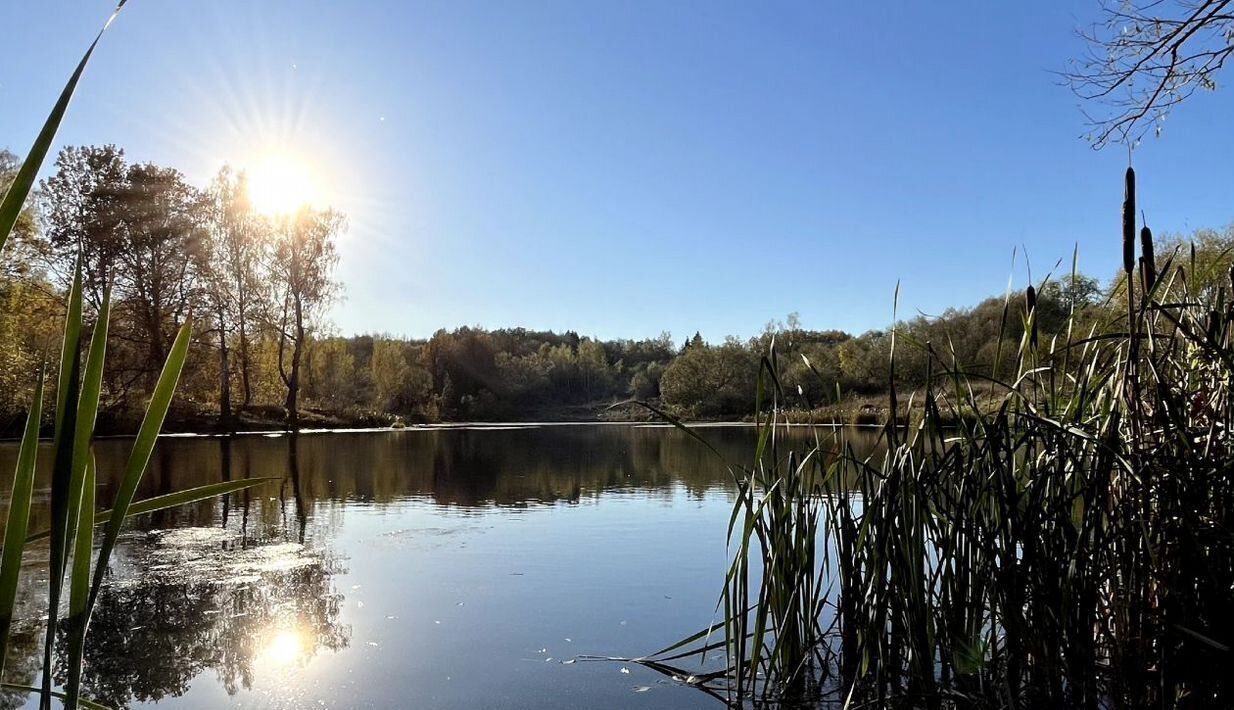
[238,310,253,407]
[217,306,232,431]
[284,293,304,430]
[144,310,168,391]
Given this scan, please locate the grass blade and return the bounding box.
[26,477,281,544]
[64,457,96,710]
[0,684,113,710]
[42,259,83,708]
[0,367,45,679]
[88,322,191,608]
[64,288,109,587]
[0,2,126,255]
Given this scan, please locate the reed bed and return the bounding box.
[635,169,1234,709]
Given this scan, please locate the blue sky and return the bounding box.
[2,1,1232,342]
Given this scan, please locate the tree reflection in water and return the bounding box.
[2,436,349,710]
[0,425,885,709]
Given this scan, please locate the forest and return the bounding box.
[3,144,1233,432]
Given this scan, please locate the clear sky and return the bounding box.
[2,1,1232,342]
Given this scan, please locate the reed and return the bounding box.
[0,5,273,708]
[635,167,1234,708]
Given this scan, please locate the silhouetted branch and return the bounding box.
[1064,0,1234,148]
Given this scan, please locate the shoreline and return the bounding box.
[0,417,893,443]
[0,395,915,441]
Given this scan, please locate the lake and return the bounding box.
[0,424,880,709]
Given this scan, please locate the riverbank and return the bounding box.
[0,394,940,439]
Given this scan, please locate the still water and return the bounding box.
[0,424,879,709]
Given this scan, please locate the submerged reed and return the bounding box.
[634,167,1234,708]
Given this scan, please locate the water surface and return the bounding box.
[0,424,879,709]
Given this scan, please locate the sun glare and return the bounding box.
[245,153,319,216]
[260,628,307,668]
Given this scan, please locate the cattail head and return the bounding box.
[1026,285,1038,349]
[1122,167,1136,275]
[1140,225,1156,291]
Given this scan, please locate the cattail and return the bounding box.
[1140,225,1156,291]
[1026,285,1038,349]
[1122,167,1136,275]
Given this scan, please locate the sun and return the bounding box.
[245,153,320,216]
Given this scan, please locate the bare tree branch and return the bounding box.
[1064,0,1233,148]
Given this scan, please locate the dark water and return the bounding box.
[0,424,880,710]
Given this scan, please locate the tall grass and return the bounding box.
[0,4,272,708]
[636,167,1234,708]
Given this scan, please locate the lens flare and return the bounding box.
[245,153,319,216]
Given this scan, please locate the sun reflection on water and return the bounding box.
[259,627,308,668]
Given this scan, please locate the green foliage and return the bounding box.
[371,338,431,413]
[660,338,759,416]
[629,361,665,399]
[10,125,1234,432]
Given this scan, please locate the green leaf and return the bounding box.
[26,477,281,544]
[0,683,113,710]
[0,368,44,679]
[1175,624,1231,653]
[89,322,191,608]
[0,2,126,256]
[43,258,83,706]
[607,399,728,463]
[64,289,109,590]
[64,457,96,710]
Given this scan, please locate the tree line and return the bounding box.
[2,144,1232,430]
[0,144,342,431]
